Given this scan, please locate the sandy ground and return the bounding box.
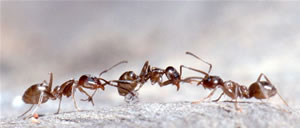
[1,101,299,128]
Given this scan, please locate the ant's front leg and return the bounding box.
[181,77,204,85]
[78,86,95,106]
[212,92,224,102]
[159,80,172,87]
[110,80,137,96]
[192,88,217,104]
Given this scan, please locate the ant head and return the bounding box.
[249,81,277,99]
[200,75,223,89]
[165,66,180,80]
[78,75,104,90]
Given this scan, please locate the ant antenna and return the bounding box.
[99,60,128,77]
[186,51,212,74]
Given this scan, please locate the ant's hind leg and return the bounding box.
[234,98,242,112]
[23,92,44,119]
[213,92,224,102]
[258,73,289,107]
[276,93,289,107]
[18,104,34,118]
[192,89,217,104]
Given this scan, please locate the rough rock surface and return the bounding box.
[1,101,299,128]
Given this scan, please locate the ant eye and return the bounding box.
[207,78,211,81]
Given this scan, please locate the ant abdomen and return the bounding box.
[248,81,277,99]
[117,71,138,96]
[149,67,164,85]
[22,84,49,104]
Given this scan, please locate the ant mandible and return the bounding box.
[19,61,127,118]
[181,51,289,110]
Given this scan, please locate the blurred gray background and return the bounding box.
[1,1,300,118]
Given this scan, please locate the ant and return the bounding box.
[111,61,193,102]
[19,61,127,118]
[181,51,289,110]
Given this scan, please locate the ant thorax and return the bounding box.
[222,81,249,99]
[149,68,164,85]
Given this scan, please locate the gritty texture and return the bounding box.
[1,101,299,128]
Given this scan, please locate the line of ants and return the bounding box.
[19,51,289,119]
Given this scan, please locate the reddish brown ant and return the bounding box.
[111,61,193,103]
[19,61,127,118]
[182,51,289,110]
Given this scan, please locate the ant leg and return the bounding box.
[160,80,172,87]
[276,93,289,107]
[90,89,98,99]
[18,104,34,118]
[259,73,289,107]
[135,83,145,92]
[78,87,95,106]
[233,85,242,112]
[55,97,62,114]
[181,65,209,76]
[159,80,179,90]
[99,60,128,77]
[257,73,266,82]
[107,81,136,96]
[192,88,217,104]
[234,98,242,112]
[72,87,80,111]
[180,65,204,83]
[181,76,203,84]
[48,72,53,91]
[185,51,212,74]
[24,92,45,119]
[213,92,224,102]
